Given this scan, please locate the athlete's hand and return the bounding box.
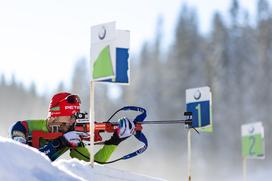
[117,117,135,138]
[63,131,81,147]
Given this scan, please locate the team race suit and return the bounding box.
[10,119,121,162]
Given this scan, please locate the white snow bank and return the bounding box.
[0,137,164,181]
[0,137,80,181]
[54,159,165,181]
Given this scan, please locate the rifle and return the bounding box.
[73,111,194,145]
[31,106,194,163]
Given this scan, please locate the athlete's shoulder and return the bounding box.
[24,119,48,132]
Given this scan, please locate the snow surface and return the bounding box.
[0,137,164,181]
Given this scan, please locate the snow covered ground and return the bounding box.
[0,137,164,181]
[2,136,271,181]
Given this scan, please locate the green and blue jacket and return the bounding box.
[10,120,121,163]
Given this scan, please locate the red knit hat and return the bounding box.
[48,92,81,118]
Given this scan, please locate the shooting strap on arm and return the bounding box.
[95,106,148,164]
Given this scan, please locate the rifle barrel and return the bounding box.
[109,120,192,125]
[140,120,191,124]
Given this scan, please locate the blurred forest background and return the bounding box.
[1,0,272,180]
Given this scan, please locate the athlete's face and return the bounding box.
[48,116,76,133]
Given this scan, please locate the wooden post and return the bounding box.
[188,129,192,181]
[243,157,247,181]
[89,80,95,167]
